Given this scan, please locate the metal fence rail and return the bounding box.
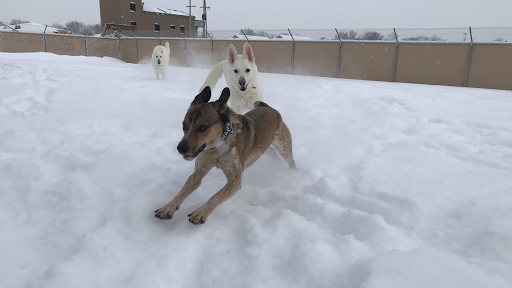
[1,26,511,90]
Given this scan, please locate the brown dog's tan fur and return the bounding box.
[154,87,296,224]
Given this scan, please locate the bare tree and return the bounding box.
[357,31,384,40]
[66,21,86,34]
[10,19,29,25]
[64,21,101,35]
[51,23,66,30]
[242,28,275,38]
[402,35,443,41]
[337,30,358,40]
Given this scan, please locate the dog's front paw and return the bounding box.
[154,203,180,220]
[188,205,213,225]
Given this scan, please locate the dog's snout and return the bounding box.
[177,142,188,154]
[238,78,246,87]
[157,59,161,65]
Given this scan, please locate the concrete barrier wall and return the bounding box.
[466,44,512,90]
[0,32,45,52]
[248,41,293,74]
[395,43,469,87]
[1,31,510,90]
[294,42,339,77]
[136,38,160,62]
[339,42,396,81]
[120,39,137,63]
[86,37,119,59]
[46,34,86,56]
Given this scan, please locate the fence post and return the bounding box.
[463,26,473,87]
[335,28,342,78]
[207,32,214,67]
[288,28,295,75]
[240,29,249,42]
[180,32,187,66]
[43,25,47,52]
[392,28,399,82]
[130,31,138,64]
[84,29,89,56]
[114,32,122,60]
[154,31,161,45]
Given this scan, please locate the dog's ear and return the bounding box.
[243,42,255,62]
[213,87,230,109]
[227,44,237,64]
[191,86,211,106]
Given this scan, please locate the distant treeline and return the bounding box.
[1,19,102,35]
[242,28,445,41]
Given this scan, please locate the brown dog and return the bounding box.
[154,86,296,224]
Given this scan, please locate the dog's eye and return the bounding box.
[246,69,250,73]
[198,125,208,132]
[182,123,186,131]
[234,69,238,73]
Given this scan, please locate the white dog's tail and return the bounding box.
[199,60,225,92]
[165,42,170,56]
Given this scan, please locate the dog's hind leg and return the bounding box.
[272,121,297,169]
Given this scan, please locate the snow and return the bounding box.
[276,34,313,41]
[232,34,270,40]
[2,22,61,34]
[0,52,511,288]
[142,6,189,16]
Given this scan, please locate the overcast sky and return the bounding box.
[2,0,512,29]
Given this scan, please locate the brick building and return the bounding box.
[99,0,203,37]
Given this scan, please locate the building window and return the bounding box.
[130,21,136,27]
[130,2,136,12]
[155,23,160,31]
[180,25,185,34]
[170,24,175,30]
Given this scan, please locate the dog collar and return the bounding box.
[210,122,233,150]
[221,122,232,141]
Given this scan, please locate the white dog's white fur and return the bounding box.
[199,42,263,114]
[151,42,170,80]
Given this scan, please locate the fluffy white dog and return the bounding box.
[151,42,170,80]
[199,42,263,114]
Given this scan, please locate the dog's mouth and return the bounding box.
[182,143,206,161]
[239,79,250,92]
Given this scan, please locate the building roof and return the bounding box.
[142,5,190,17]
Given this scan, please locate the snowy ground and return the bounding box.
[0,52,511,288]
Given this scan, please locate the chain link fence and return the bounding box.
[1,27,511,90]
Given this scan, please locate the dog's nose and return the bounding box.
[158,59,161,65]
[177,143,188,154]
[238,78,246,87]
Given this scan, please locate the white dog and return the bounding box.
[151,42,170,80]
[199,42,263,114]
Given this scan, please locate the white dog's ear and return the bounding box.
[243,42,255,62]
[227,44,237,64]
[191,86,211,106]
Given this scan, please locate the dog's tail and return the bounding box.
[199,60,225,92]
[253,101,271,108]
[165,42,170,55]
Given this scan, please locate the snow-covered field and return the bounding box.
[0,52,511,288]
